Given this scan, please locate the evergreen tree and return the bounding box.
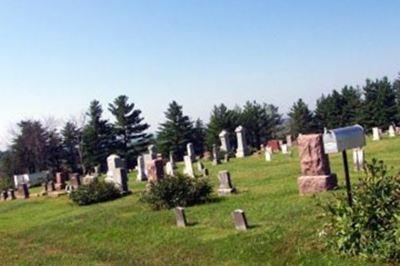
[82,100,114,171]
[341,86,363,125]
[393,74,400,122]
[109,95,152,168]
[205,104,240,149]
[47,129,64,171]
[61,121,82,173]
[288,98,316,137]
[156,101,194,160]
[362,77,397,130]
[192,119,206,156]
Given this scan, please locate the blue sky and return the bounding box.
[1,1,400,148]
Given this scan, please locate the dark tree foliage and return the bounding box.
[288,98,316,137]
[362,77,397,130]
[393,74,400,122]
[205,104,240,150]
[82,100,114,172]
[192,119,206,156]
[240,101,282,148]
[61,121,82,173]
[156,101,194,160]
[109,95,152,168]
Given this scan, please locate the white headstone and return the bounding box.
[286,135,292,147]
[219,130,231,152]
[183,155,195,178]
[389,125,396,137]
[106,154,129,193]
[137,155,147,181]
[265,150,272,162]
[235,126,249,158]
[165,162,175,177]
[281,144,289,154]
[372,127,380,141]
[187,143,195,161]
[353,148,364,172]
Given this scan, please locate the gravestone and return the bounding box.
[94,166,100,177]
[41,181,48,196]
[212,144,221,166]
[265,149,272,162]
[48,180,56,191]
[2,190,8,200]
[183,156,195,178]
[137,155,147,181]
[267,140,280,152]
[372,127,380,141]
[197,161,205,172]
[148,145,157,160]
[147,159,164,183]
[165,161,175,177]
[286,135,293,147]
[233,209,249,231]
[83,175,96,185]
[106,154,129,193]
[389,125,396,137]
[187,143,195,162]
[8,189,16,200]
[353,148,364,172]
[70,173,81,189]
[22,184,29,199]
[55,172,67,191]
[278,140,284,148]
[219,130,231,152]
[297,134,337,195]
[218,170,236,195]
[281,144,289,154]
[235,126,250,158]
[175,207,188,227]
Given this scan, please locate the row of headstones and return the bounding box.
[175,207,249,231]
[372,125,399,141]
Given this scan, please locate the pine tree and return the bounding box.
[156,101,194,160]
[288,99,316,137]
[192,119,206,156]
[341,86,363,125]
[393,74,400,122]
[82,100,114,171]
[108,95,152,168]
[362,77,397,130]
[61,121,82,173]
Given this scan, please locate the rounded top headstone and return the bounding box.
[219,130,228,137]
[235,126,244,133]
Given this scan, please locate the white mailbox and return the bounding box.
[323,125,365,154]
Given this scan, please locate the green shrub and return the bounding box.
[70,180,121,206]
[321,159,400,262]
[140,175,213,210]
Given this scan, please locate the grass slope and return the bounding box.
[1,137,399,265]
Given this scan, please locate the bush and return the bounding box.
[321,159,400,262]
[140,175,213,210]
[70,180,121,206]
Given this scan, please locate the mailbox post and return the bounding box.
[323,125,366,207]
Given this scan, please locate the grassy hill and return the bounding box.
[1,136,399,265]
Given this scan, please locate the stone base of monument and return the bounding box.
[218,187,237,196]
[297,174,337,195]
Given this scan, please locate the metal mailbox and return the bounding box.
[323,125,365,154]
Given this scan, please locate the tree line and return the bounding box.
[1,73,399,181]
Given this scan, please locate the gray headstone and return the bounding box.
[235,126,250,158]
[187,143,195,162]
[219,130,231,152]
[183,156,195,178]
[233,209,249,231]
[212,144,221,166]
[175,207,188,227]
[218,170,236,195]
[137,155,147,181]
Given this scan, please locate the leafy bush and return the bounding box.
[140,175,213,210]
[70,180,121,206]
[321,159,400,262]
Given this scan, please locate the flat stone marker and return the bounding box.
[175,207,188,227]
[233,209,249,231]
[218,171,236,195]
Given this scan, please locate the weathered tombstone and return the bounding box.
[82,175,96,185]
[148,145,157,160]
[372,127,380,141]
[70,173,81,189]
[297,134,337,195]
[281,144,289,154]
[232,209,249,231]
[183,155,195,178]
[22,183,30,199]
[107,154,125,171]
[212,144,221,166]
[286,135,293,147]
[175,207,188,227]
[219,130,231,152]
[389,125,396,137]
[106,154,129,193]
[147,159,164,183]
[235,126,250,158]
[93,166,100,177]
[218,170,236,195]
[137,155,147,181]
[55,172,67,191]
[8,189,16,200]
[353,148,364,172]
[265,149,272,162]
[187,143,195,162]
[165,161,175,177]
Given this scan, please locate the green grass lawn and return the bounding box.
[1,136,399,265]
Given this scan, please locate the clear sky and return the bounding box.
[1,0,400,149]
